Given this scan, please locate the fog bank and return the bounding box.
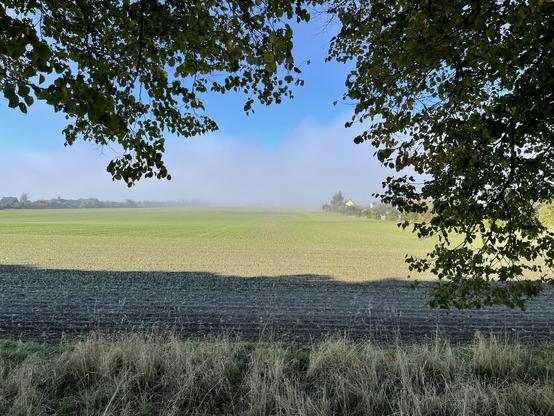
[1,115,388,208]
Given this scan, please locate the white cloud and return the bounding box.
[1,114,389,207]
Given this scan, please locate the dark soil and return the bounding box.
[1,265,552,343]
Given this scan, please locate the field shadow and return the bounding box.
[0,264,552,343]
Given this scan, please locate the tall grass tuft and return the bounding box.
[0,334,552,415]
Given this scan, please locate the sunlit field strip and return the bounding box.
[0,208,437,281]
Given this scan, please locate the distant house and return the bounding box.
[345,199,357,208]
[0,197,19,209]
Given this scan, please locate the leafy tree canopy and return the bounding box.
[328,0,554,308]
[3,0,554,309]
[1,0,314,184]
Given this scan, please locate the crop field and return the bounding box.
[0,208,553,342]
[0,208,436,281]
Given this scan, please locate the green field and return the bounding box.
[0,208,437,281]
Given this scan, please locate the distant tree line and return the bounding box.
[323,191,554,228]
[322,191,417,221]
[0,194,208,210]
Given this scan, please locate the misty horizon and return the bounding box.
[2,114,388,208]
[1,15,390,209]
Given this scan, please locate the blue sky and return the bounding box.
[0,17,387,206]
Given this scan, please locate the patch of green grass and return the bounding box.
[0,341,60,380]
[0,208,438,281]
[0,335,552,416]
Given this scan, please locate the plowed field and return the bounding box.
[1,209,551,342]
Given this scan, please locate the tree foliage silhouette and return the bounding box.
[2,0,553,308]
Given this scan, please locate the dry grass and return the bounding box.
[0,334,553,415]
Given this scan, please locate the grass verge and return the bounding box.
[0,334,553,415]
